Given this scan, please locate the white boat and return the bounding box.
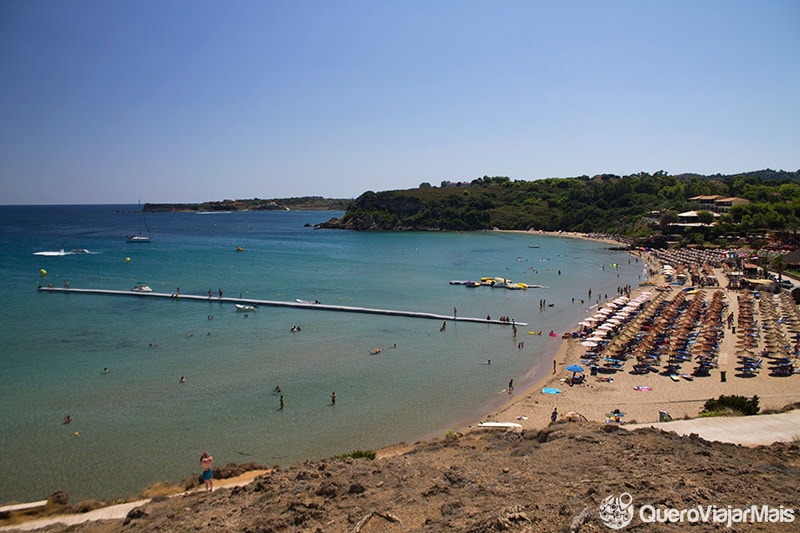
[33,246,93,256]
[34,248,66,256]
[235,303,257,312]
[126,201,151,243]
[131,283,152,292]
[295,299,319,304]
[478,422,522,429]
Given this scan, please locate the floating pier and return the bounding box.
[37,287,527,326]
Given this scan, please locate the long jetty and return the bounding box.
[37,287,527,326]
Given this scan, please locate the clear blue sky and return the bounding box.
[1,1,798,204]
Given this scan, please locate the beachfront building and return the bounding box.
[688,195,749,214]
[676,210,720,226]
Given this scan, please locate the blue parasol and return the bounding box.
[566,364,584,373]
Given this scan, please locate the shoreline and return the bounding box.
[462,247,800,435]
[449,230,642,433]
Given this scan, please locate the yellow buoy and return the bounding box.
[40,269,47,276]
[125,257,131,263]
[74,432,79,437]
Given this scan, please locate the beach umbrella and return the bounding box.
[566,364,584,374]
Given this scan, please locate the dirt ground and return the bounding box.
[22,421,800,532]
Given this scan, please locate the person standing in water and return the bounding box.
[331,392,336,405]
[199,451,213,492]
[508,379,514,393]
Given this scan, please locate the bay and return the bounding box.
[0,205,644,502]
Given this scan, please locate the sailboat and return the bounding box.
[126,201,151,243]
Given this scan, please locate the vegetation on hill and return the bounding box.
[144,196,349,212]
[320,170,800,241]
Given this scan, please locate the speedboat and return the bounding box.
[235,303,257,312]
[131,283,152,292]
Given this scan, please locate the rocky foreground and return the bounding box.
[25,422,800,532]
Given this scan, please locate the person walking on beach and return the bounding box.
[199,451,213,492]
[508,379,514,394]
[551,408,558,423]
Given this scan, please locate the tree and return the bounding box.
[771,254,786,281]
[660,210,678,233]
[696,210,715,225]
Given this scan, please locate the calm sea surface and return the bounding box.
[0,205,644,503]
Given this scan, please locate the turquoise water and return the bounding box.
[0,206,644,503]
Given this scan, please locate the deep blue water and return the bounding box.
[0,205,644,503]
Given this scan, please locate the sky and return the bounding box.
[1,1,798,205]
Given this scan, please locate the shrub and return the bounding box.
[444,430,461,441]
[701,395,760,416]
[334,450,376,460]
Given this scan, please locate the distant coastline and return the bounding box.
[143,196,350,213]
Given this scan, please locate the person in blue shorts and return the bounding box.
[200,451,213,491]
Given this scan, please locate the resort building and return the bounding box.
[688,195,749,214]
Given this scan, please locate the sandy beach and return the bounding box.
[469,242,800,434]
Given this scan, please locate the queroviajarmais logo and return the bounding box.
[599,492,634,530]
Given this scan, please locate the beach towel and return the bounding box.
[633,386,651,391]
[542,387,562,395]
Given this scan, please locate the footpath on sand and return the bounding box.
[0,470,268,532]
[624,409,800,446]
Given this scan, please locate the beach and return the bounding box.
[473,245,800,434]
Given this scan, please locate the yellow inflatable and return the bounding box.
[40,269,47,276]
[125,257,131,263]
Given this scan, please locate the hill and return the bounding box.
[318,170,800,235]
[144,196,350,213]
[31,422,800,532]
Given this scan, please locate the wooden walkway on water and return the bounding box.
[37,287,527,326]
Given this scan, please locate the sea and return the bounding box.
[0,205,646,504]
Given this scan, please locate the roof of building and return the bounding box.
[689,195,724,201]
[716,197,749,203]
[678,210,721,218]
